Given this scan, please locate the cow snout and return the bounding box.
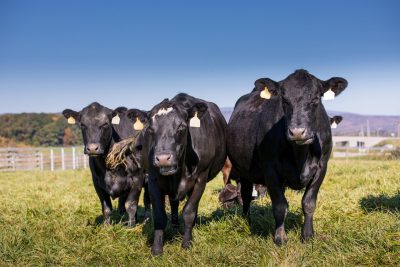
[86,143,101,155]
[288,128,307,140]
[155,153,173,166]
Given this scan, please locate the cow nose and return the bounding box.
[155,153,173,166]
[288,128,307,139]
[86,143,100,153]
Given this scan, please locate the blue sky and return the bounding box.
[0,0,399,115]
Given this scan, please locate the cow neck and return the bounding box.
[290,142,312,172]
[183,130,199,175]
[90,155,107,178]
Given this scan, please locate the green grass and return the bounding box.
[0,159,399,266]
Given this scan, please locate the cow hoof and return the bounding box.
[151,246,163,256]
[301,232,314,242]
[127,220,136,228]
[182,240,191,249]
[144,210,151,221]
[171,217,179,228]
[274,231,288,246]
[103,218,111,226]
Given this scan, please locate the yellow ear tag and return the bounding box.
[111,114,120,125]
[260,86,271,99]
[331,121,338,129]
[133,117,144,130]
[252,185,258,197]
[189,112,201,128]
[67,116,76,124]
[323,88,335,100]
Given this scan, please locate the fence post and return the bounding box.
[83,154,87,169]
[40,152,44,171]
[61,148,65,170]
[8,150,16,171]
[35,150,40,170]
[50,149,55,171]
[72,147,76,170]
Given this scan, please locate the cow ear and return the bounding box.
[188,102,208,119]
[187,102,208,128]
[62,109,79,124]
[330,116,343,125]
[111,107,128,125]
[322,77,348,98]
[254,78,280,97]
[126,109,149,130]
[112,107,127,117]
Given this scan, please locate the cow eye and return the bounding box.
[311,98,320,106]
[282,97,290,106]
[177,124,186,132]
[100,123,109,129]
[147,127,154,135]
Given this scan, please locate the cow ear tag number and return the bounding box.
[111,114,120,125]
[323,88,335,100]
[260,86,271,99]
[133,117,144,131]
[331,121,338,129]
[190,112,201,128]
[67,116,76,124]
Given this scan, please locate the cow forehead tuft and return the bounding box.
[152,107,174,120]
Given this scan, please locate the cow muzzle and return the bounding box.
[154,153,178,175]
[85,143,104,156]
[287,128,314,145]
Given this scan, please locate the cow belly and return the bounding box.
[104,179,130,199]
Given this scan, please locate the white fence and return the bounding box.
[0,147,89,172]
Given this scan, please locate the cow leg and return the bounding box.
[169,195,180,228]
[148,175,167,256]
[237,181,243,205]
[301,161,327,242]
[240,177,253,221]
[143,182,151,221]
[125,176,144,227]
[92,181,113,225]
[269,187,288,246]
[182,176,207,249]
[118,194,127,215]
[265,174,288,246]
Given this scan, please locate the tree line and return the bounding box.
[0,113,82,147]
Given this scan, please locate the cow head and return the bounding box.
[128,100,207,176]
[256,70,347,145]
[62,102,114,156]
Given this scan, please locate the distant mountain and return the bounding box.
[328,111,400,137]
[220,107,400,137]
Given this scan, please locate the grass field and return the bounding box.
[0,159,399,266]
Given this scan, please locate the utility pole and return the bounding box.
[398,123,400,138]
[366,120,370,137]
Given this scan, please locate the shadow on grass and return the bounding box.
[359,192,400,213]
[141,199,303,245]
[207,201,303,238]
[92,205,150,226]
[89,197,303,246]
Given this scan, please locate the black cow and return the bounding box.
[62,103,149,227]
[127,93,227,255]
[227,70,348,245]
